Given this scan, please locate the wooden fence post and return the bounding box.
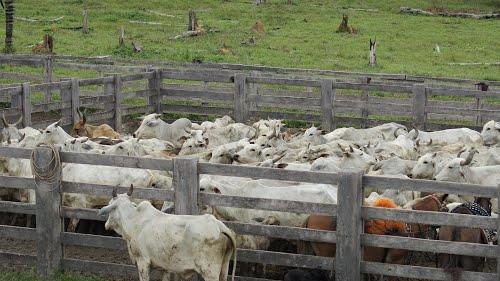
[233,73,248,123]
[412,84,426,130]
[21,82,32,127]
[103,73,115,126]
[173,157,199,215]
[335,172,363,281]
[33,146,63,278]
[147,68,162,113]
[59,78,72,131]
[321,80,334,131]
[248,70,261,114]
[359,77,370,128]
[113,74,123,131]
[71,79,80,126]
[43,56,53,103]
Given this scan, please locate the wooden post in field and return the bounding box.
[113,74,123,132]
[368,39,377,67]
[173,157,199,215]
[33,146,63,278]
[234,73,248,123]
[248,70,261,114]
[335,172,363,281]
[43,56,53,103]
[412,84,426,130]
[21,82,32,127]
[60,78,72,130]
[82,9,90,34]
[71,79,81,126]
[119,26,125,46]
[103,73,115,126]
[147,68,162,114]
[474,82,488,127]
[321,79,333,131]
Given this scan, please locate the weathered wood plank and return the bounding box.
[161,87,234,101]
[78,76,114,86]
[59,151,173,171]
[363,206,497,229]
[223,221,337,243]
[0,225,37,240]
[71,79,80,126]
[249,95,321,107]
[362,233,498,258]
[62,207,104,221]
[164,105,233,116]
[113,74,123,131]
[333,82,413,93]
[0,201,36,214]
[247,76,322,87]
[0,175,36,189]
[335,172,363,281]
[61,233,126,251]
[62,181,174,202]
[412,84,427,130]
[160,69,234,83]
[321,80,334,131]
[428,87,500,98]
[21,82,32,127]
[173,157,199,215]
[120,71,154,82]
[200,193,337,215]
[233,73,248,123]
[148,69,161,113]
[361,261,496,281]
[0,250,36,266]
[363,176,497,197]
[31,81,70,92]
[0,147,33,159]
[33,146,63,278]
[198,162,340,184]
[238,249,333,270]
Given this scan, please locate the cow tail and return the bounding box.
[217,221,237,281]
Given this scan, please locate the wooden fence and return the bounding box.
[0,67,499,133]
[1,54,500,89]
[0,146,498,281]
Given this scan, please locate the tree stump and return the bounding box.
[369,39,377,67]
[32,34,54,54]
[188,10,199,31]
[337,14,355,33]
[82,9,89,34]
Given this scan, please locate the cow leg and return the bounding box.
[67,218,79,232]
[136,258,151,281]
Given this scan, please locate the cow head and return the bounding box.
[434,150,476,182]
[481,120,500,146]
[38,119,72,145]
[1,112,22,142]
[98,184,134,235]
[410,152,437,179]
[233,143,263,164]
[179,138,206,156]
[133,113,163,139]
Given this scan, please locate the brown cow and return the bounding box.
[438,197,491,281]
[301,198,408,281]
[72,108,120,139]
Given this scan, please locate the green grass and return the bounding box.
[0,0,498,80]
[0,270,108,281]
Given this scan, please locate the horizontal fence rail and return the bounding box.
[0,147,498,281]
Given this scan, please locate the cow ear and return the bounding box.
[127,184,134,196]
[319,153,330,158]
[213,187,221,194]
[432,152,437,158]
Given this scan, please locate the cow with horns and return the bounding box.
[72,108,120,139]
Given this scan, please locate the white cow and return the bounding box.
[324,122,407,143]
[38,119,73,145]
[368,156,415,176]
[481,120,500,146]
[98,187,237,281]
[311,146,376,173]
[200,176,337,227]
[133,114,192,147]
[1,114,23,142]
[410,128,482,147]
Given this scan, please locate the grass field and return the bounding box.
[0,270,107,281]
[0,0,498,80]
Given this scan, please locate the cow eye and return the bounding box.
[262,134,267,137]
[449,166,453,169]
[487,128,490,130]
[46,130,51,134]
[303,156,307,159]
[188,145,193,148]
[266,154,270,157]
[309,133,314,136]
[261,144,265,147]
[423,161,428,164]
[118,146,124,149]
[200,188,205,192]
[250,149,255,152]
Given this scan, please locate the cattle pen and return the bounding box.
[0,55,499,281]
[0,146,498,281]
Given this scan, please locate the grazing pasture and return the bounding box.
[0,0,498,79]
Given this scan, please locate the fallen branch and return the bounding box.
[448,62,500,66]
[147,10,176,17]
[15,16,64,23]
[129,20,163,25]
[343,7,379,12]
[400,7,499,19]
[172,29,205,39]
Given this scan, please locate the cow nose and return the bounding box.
[132,133,136,138]
[234,154,240,160]
[432,178,436,181]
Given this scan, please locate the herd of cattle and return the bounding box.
[0,111,499,281]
